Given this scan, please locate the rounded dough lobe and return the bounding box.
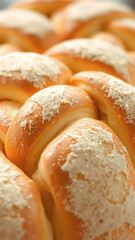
[12,0,78,16]
[33,118,135,240]
[0,52,72,104]
[0,9,59,53]
[6,85,98,176]
[106,18,135,51]
[51,1,135,40]
[70,71,135,166]
[46,38,135,85]
[0,151,53,240]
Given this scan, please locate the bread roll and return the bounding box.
[0,1,134,239]
[6,85,98,175]
[0,151,53,240]
[106,18,135,51]
[33,118,135,240]
[70,71,135,166]
[51,1,135,40]
[12,0,77,16]
[0,52,72,104]
[0,9,59,52]
[46,38,135,85]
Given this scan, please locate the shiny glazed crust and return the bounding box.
[5,85,98,175]
[70,71,135,166]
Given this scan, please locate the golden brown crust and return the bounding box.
[0,9,59,53]
[32,118,135,240]
[106,18,135,51]
[0,138,4,152]
[0,151,53,240]
[46,38,135,84]
[0,43,23,56]
[91,31,126,49]
[51,1,135,40]
[5,85,98,176]
[70,71,135,166]
[0,52,72,104]
[12,0,77,16]
[0,100,20,143]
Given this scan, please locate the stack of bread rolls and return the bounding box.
[0,0,135,239]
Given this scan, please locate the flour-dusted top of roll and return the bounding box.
[0,52,66,87]
[6,85,97,175]
[51,0,135,40]
[66,1,134,22]
[11,0,76,15]
[30,85,73,122]
[104,74,135,124]
[70,71,135,166]
[0,154,29,240]
[0,52,72,104]
[61,122,135,239]
[37,118,135,240]
[0,52,61,85]
[72,71,135,125]
[46,39,135,82]
[0,9,59,52]
[0,9,53,38]
[114,18,135,31]
[0,151,53,240]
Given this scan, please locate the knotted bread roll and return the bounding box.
[5,85,98,175]
[0,52,71,148]
[0,52,72,104]
[51,1,135,40]
[0,9,59,52]
[32,118,135,240]
[0,0,135,239]
[70,71,135,166]
[46,38,135,85]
